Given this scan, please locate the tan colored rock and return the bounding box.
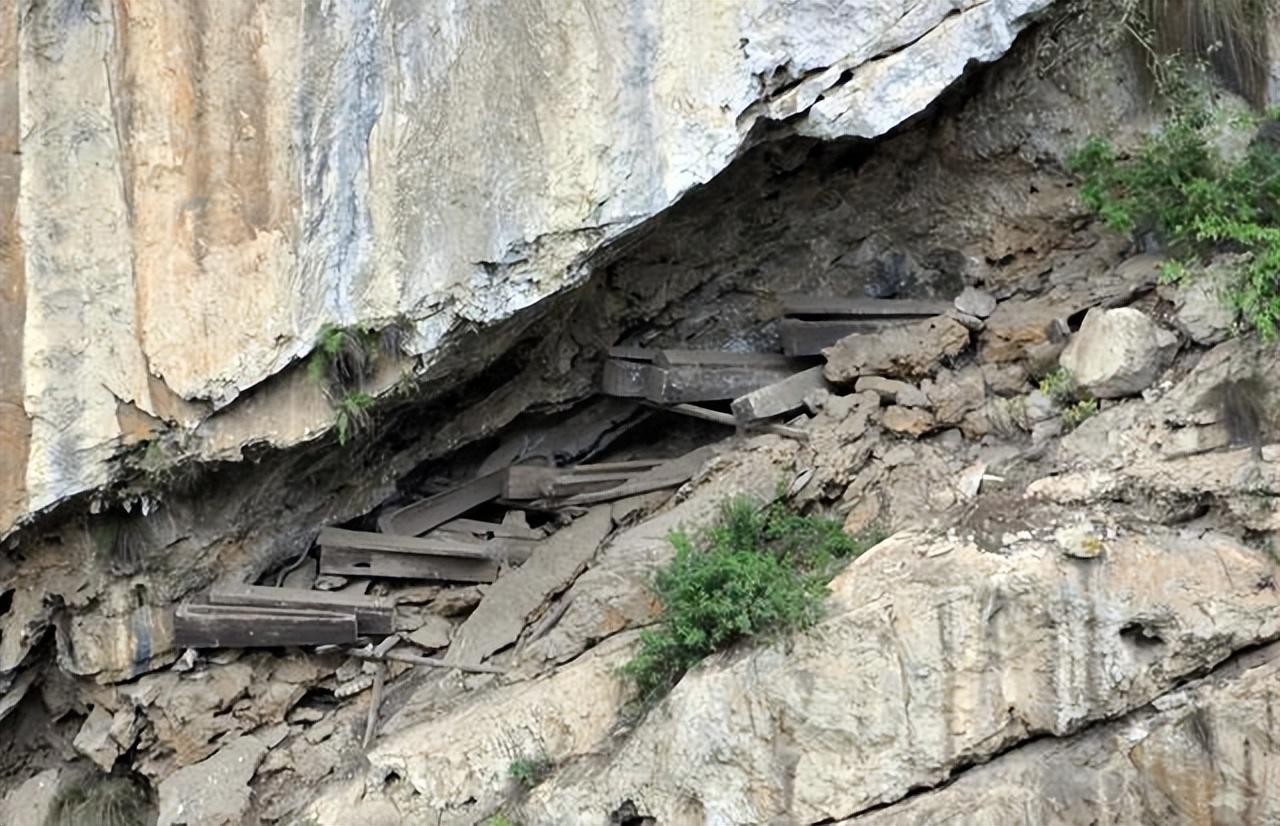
[980,361,1029,396]
[924,366,986,425]
[854,376,930,407]
[406,616,452,650]
[824,317,970,383]
[842,495,882,535]
[882,405,935,437]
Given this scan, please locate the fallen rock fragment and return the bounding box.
[882,405,935,437]
[924,366,986,425]
[158,734,268,826]
[823,316,970,383]
[1059,307,1178,398]
[854,376,930,408]
[1161,261,1237,345]
[954,286,997,318]
[0,769,62,826]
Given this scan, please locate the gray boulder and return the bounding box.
[1059,308,1178,399]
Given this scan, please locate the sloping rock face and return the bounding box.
[308,526,1280,825]
[0,0,1052,536]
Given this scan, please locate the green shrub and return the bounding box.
[334,391,375,446]
[621,498,872,706]
[1069,48,1280,338]
[508,755,553,789]
[1062,398,1100,430]
[484,816,519,826]
[1038,368,1081,405]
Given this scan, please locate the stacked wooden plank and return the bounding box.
[777,294,951,356]
[174,584,395,648]
[602,348,811,403]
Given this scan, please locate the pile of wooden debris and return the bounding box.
[171,293,947,746]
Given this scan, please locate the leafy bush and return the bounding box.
[335,391,375,446]
[621,498,872,706]
[1062,398,1100,430]
[508,755,553,789]
[1069,64,1280,338]
[1038,368,1080,405]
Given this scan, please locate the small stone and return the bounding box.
[882,406,935,438]
[947,309,985,331]
[1263,444,1280,463]
[408,615,453,650]
[981,362,1029,396]
[955,286,997,318]
[1032,418,1064,444]
[957,461,988,499]
[822,393,856,420]
[1023,390,1059,424]
[287,706,326,724]
[842,496,881,535]
[313,575,348,591]
[960,409,990,440]
[1056,521,1106,559]
[926,367,986,425]
[73,706,121,771]
[1059,307,1179,399]
[855,376,931,408]
[803,388,831,414]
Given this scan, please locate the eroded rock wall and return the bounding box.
[0,0,1054,535]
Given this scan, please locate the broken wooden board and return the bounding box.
[731,365,830,423]
[552,446,715,507]
[174,604,357,649]
[780,294,951,319]
[376,471,505,536]
[601,358,648,397]
[433,517,542,539]
[652,350,801,368]
[208,584,395,636]
[642,363,801,404]
[446,506,614,665]
[319,527,491,560]
[503,461,665,500]
[779,318,918,356]
[650,401,810,440]
[319,547,499,583]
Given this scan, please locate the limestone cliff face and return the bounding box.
[0,0,1053,536]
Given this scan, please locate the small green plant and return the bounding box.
[508,754,554,789]
[334,391,375,446]
[1038,368,1080,405]
[1062,398,1100,430]
[307,317,414,445]
[47,773,154,826]
[622,497,872,706]
[484,816,519,826]
[1069,42,1280,338]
